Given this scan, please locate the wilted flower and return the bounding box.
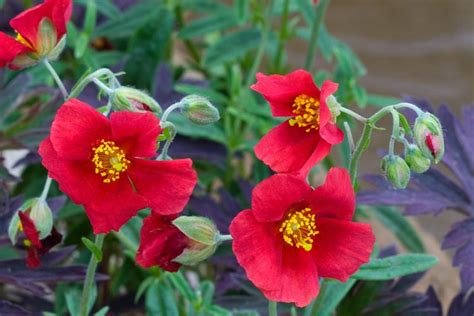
[0,0,72,69]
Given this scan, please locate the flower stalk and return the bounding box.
[42,59,68,100]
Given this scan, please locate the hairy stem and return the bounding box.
[42,59,68,100]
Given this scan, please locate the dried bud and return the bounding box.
[8,198,53,244]
[111,87,162,113]
[405,144,431,173]
[381,155,411,189]
[172,216,220,266]
[326,94,341,123]
[180,95,220,125]
[413,112,444,163]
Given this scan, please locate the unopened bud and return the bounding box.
[8,198,53,244]
[172,216,220,265]
[381,155,411,189]
[180,95,220,125]
[413,112,444,163]
[326,94,341,123]
[405,144,431,173]
[111,87,162,113]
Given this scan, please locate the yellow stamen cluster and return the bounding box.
[16,33,33,49]
[92,140,130,184]
[279,207,319,251]
[288,94,320,132]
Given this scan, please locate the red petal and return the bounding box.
[26,247,40,268]
[298,138,332,177]
[312,218,375,282]
[0,32,31,68]
[320,122,344,145]
[251,70,320,117]
[318,80,338,130]
[50,99,111,160]
[18,211,41,248]
[308,168,355,221]
[262,247,320,307]
[251,174,312,222]
[254,121,320,174]
[38,227,62,255]
[110,111,161,158]
[230,210,283,292]
[136,213,188,272]
[128,159,197,216]
[10,0,72,46]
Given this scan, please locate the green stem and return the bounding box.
[219,234,233,242]
[39,177,53,201]
[273,0,290,73]
[304,0,330,71]
[92,77,114,95]
[268,301,278,316]
[42,59,68,100]
[339,107,367,123]
[158,122,177,160]
[79,234,105,316]
[244,0,274,87]
[161,102,184,122]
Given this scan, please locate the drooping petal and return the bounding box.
[128,159,197,216]
[18,211,41,248]
[0,32,31,68]
[251,70,320,117]
[262,247,320,307]
[254,121,321,174]
[110,110,161,158]
[230,210,283,292]
[299,138,332,177]
[312,218,375,282]
[252,174,312,222]
[136,213,189,272]
[308,168,355,221]
[49,99,111,160]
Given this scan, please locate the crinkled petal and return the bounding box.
[312,218,375,282]
[262,247,320,307]
[0,32,31,68]
[128,159,197,216]
[308,168,355,221]
[252,174,312,222]
[254,121,321,174]
[49,99,111,160]
[110,111,161,158]
[230,210,283,292]
[251,70,320,117]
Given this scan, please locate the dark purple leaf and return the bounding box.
[46,195,67,217]
[169,135,226,166]
[448,291,474,316]
[0,300,30,315]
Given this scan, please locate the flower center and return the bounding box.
[16,33,33,49]
[92,140,130,184]
[279,207,319,251]
[288,94,320,132]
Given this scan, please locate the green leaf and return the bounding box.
[178,11,238,39]
[234,0,249,24]
[373,207,424,253]
[205,305,231,316]
[352,254,438,280]
[167,112,226,144]
[135,276,155,303]
[94,306,110,316]
[81,237,103,262]
[398,113,413,137]
[65,285,97,316]
[304,279,356,316]
[174,84,228,105]
[75,0,120,18]
[367,94,401,108]
[145,280,179,316]
[204,28,261,67]
[181,0,228,12]
[352,84,368,108]
[167,271,197,302]
[199,281,215,306]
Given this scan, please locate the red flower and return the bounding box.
[38,99,197,234]
[0,0,72,69]
[251,69,344,176]
[136,213,189,272]
[18,211,62,268]
[229,168,375,307]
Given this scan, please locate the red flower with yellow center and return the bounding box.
[18,211,62,268]
[229,168,375,307]
[251,69,344,176]
[0,0,72,69]
[38,99,197,234]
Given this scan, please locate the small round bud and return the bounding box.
[172,216,220,266]
[405,144,431,173]
[110,87,162,113]
[8,198,53,244]
[326,94,341,123]
[381,155,411,189]
[413,112,444,163]
[180,95,220,125]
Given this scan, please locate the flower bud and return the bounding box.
[326,94,341,123]
[413,112,444,163]
[381,155,411,189]
[180,95,220,125]
[8,198,53,244]
[111,87,162,113]
[404,144,431,173]
[172,216,220,266]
